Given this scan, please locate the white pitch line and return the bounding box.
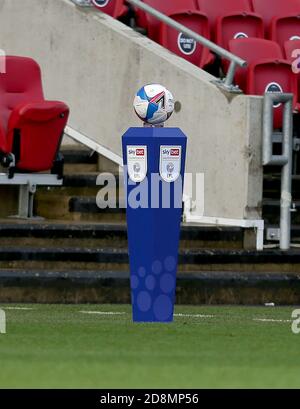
[80,311,215,318]
[2,307,34,310]
[79,311,126,316]
[174,313,215,318]
[253,318,292,323]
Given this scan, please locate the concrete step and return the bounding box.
[34,194,126,221]
[34,168,124,221]
[0,268,299,304]
[0,247,300,273]
[62,147,99,173]
[0,221,244,250]
[62,148,98,164]
[63,173,123,188]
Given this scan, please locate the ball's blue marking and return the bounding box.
[137,86,149,101]
[146,102,159,120]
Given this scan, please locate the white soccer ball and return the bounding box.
[133,84,174,125]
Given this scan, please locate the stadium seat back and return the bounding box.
[251,0,300,31]
[0,56,69,173]
[216,14,264,49]
[248,61,297,128]
[0,56,44,134]
[229,39,296,128]
[141,0,198,42]
[160,12,211,68]
[91,0,127,19]
[271,15,300,52]
[197,0,252,38]
[229,38,283,89]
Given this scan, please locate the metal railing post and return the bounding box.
[223,61,237,89]
[280,98,293,250]
[262,93,293,250]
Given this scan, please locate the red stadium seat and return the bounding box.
[229,39,297,128]
[270,15,300,52]
[197,0,263,47]
[216,13,264,50]
[0,56,69,177]
[160,11,212,68]
[91,0,128,19]
[138,0,198,42]
[251,0,300,35]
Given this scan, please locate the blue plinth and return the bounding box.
[122,127,187,323]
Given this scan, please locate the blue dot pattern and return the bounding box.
[130,256,177,322]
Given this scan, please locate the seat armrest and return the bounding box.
[8,100,69,130]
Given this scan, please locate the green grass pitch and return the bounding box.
[0,304,299,388]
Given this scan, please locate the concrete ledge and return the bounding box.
[0,270,299,305]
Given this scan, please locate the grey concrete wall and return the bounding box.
[0,0,263,220]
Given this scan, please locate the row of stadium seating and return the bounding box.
[91,0,300,129]
[91,1,300,63]
[92,0,300,52]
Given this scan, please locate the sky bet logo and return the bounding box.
[170,149,180,156]
[128,148,144,156]
[162,148,180,156]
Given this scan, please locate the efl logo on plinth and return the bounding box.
[160,146,182,183]
[127,146,147,183]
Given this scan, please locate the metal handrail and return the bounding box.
[263,93,293,250]
[126,0,247,90]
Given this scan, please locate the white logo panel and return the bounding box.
[160,146,182,183]
[127,146,147,183]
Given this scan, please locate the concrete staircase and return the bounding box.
[0,147,299,305]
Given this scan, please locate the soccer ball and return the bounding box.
[133,84,174,125]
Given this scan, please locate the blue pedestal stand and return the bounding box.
[122,127,187,322]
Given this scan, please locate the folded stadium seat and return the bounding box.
[0,56,69,178]
[159,11,213,68]
[136,0,199,43]
[91,0,128,19]
[270,15,300,52]
[229,38,298,128]
[197,0,263,48]
[251,0,300,37]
